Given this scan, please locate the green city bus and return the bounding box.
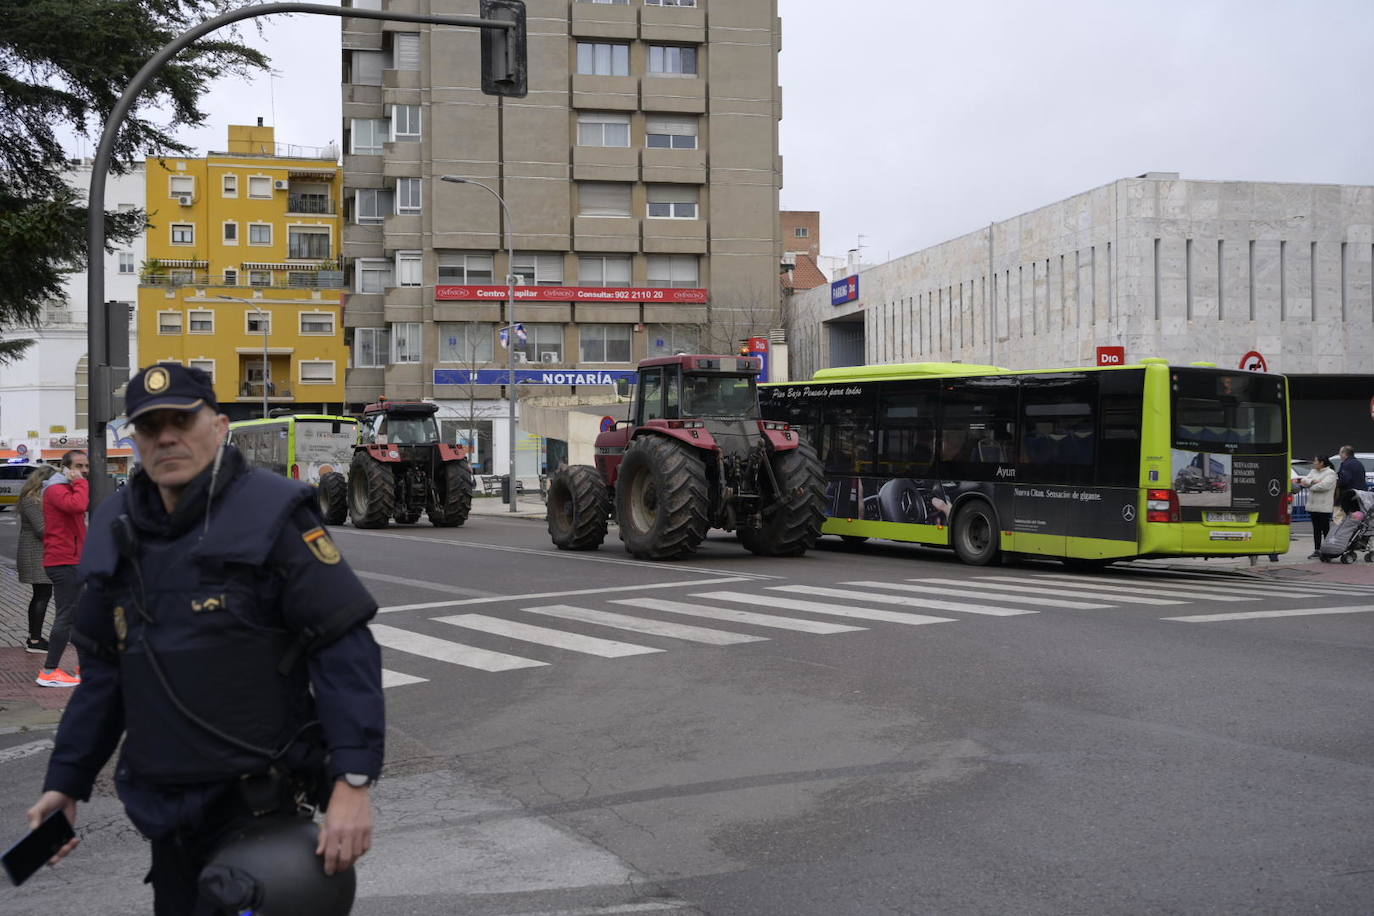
[759,358,1291,567]
[229,414,358,484]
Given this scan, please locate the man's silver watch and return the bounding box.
[342,773,373,789]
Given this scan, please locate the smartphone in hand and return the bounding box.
[2,810,75,886]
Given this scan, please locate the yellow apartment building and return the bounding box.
[138,122,346,420]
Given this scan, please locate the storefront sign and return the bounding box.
[48,435,88,448]
[831,275,859,306]
[434,369,638,387]
[435,286,708,303]
[1096,346,1126,366]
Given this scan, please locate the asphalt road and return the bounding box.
[1,513,1371,915]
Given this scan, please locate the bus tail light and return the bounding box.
[1279,493,1291,524]
[1146,488,1180,523]
[290,463,300,479]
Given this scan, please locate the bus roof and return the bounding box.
[800,359,1282,385]
[229,414,358,429]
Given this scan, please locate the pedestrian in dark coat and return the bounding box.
[16,464,56,653]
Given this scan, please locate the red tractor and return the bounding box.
[347,399,474,528]
[546,354,826,560]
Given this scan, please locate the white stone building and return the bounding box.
[786,173,1374,456]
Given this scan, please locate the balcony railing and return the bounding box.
[236,382,295,400]
[287,195,336,215]
[141,272,346,290]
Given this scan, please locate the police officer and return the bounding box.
[25,363,384,914]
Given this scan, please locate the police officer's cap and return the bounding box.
[125,362,219,419]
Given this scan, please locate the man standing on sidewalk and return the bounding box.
[37,450,88,687]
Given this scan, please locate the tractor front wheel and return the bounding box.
[740,441,826,557]
[616,436,708,560]
[348,454,395,529]
[318,471,348,525]
[547,465,612,550]
[428,460,474,527]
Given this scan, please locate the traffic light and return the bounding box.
[481,0,527,97]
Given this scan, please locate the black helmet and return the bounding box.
[199,817,356,915]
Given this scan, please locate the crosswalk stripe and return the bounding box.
[968,575,1253,603]
[521,604,767,645]
[1163,605,1374,623]
[613,597,865,634]
[381,669,428,688]
[1119,568,1374,593]
[370,624,547,672]
[915,578,1185,606]
[778,584,1040,615]
[842,580,1104,610]
[435,614,662,658]
[696,591,956,627]
[1034,572,1323,599]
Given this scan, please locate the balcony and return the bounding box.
[287,194,337,215]
[141,271,346,290]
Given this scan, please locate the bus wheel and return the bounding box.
[318,471,348,526]
[952,501,1000,566]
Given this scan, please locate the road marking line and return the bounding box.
[778,584,1040,616]
[842,580,1100,610]
[1034,572,1322,599]
[378,577,756,614]
[915,577,1186,606]
[522,604,766,645]
[1163,605,1374,623]
[381,669,428,689]
[370,624,547,671]
[0,739,53,764]
[356,569,500,599]
[613,597,865,634]
[435,614,663,658]
[696,591,956,627]
[501,903,695,916]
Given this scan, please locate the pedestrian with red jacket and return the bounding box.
[38,450,89,687]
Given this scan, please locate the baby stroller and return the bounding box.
[1318,489,1374,563]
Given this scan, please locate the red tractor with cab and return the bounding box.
[347,398,474,528]
[545,354,826,560]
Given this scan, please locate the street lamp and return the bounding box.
[441,174,519,512]
[214,295,270,418]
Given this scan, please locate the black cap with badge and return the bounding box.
[125,362,220,420]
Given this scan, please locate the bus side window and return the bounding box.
[876,386,936,477]
[1019,374,1097,486]
[938,378,1018,480]
[1098,369,1144,487]
[821,403,873,475]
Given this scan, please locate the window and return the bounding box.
[579,324,632,363]
[395,178,421,214]
[1098,370,1144,487]
[169,269,194,286]
[288,226,331,259]
[355,188,393,225]
[187,310,214,333]
[158,311,182,335]
[392,33,420,70]
[648,45,697,76]
[577,112,630,148]
[248,223,272,245]
[645,114,697,149]
[222,175,238,197]
[351,118,388,155]
[353,328,389,368]
[223,221,238,243]
[391,322,422,363]
[170,223,194,244]
[647,184,698,219]
[646,323,699,358]
[794,226,810,238]
[169,175,195,197]
[438,252,493,284]
[188,359,215,380]
[248,176,272,199]
[246,311,271,334]
[578,182,632,218]
[1018,375,1097,486]
[351,49,385,86]
[439,322,494,363]
[392,105,421,139]
[118,252,135,274]
[647,254,698,287]
[645,0,695,5]
[223,268,239,286]
[515,324,563,363]
[875,387,937,476]
[637,367,663,424]
[579,254,631,287]
[576,42,630,76]
[248,270,271,287]
[396,251,423,287]
[356,258,394,293]
[300,361,336,384]
[512,252,564,286]
[300,312,335,334]
[939,377,1018,480]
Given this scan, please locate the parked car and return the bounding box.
[1290,459,1312,521]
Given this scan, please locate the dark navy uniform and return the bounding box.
[41,365,383,913]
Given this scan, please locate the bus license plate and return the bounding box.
[1206,511,1249,524]
[1209,530,1253,540]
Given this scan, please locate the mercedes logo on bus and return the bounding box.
[1122,504,1136,522]
[1267,479,1281,496]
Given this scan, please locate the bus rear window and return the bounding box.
[1171,370,1285,453]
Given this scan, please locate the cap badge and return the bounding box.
[145,366,170,393]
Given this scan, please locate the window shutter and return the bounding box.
[579,183,632,217]
[393,34,420,70]
[354,50,384,86]
[647,184,697,204]
[646,115,696,137]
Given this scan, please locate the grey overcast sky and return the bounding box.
[123,0,1374,267]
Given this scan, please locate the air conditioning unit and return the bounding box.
[273,179,289,191]
[540,352,558,364]
[177,194,194,206]
[512,351,530,364]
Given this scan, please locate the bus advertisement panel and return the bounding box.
[229,415,358,484]
[760,361,1289,566]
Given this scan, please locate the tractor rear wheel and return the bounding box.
[547,465,611,550]
[740,440,827,557]
[616,436,708,560]
[318,471,348,526]
[348,453,395,529]
[428,460,474,527]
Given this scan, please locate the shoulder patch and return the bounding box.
[302,526,342,565]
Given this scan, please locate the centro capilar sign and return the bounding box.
[831,275,859,306]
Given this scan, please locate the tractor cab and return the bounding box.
[632,354,762,425]
[359,400,441,447]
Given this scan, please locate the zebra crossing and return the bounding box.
[373,572,1374,689]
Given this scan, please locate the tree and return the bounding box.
[0,0,269,363]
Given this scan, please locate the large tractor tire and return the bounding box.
[348,453,395,529]
[547,465,612,550]
[616,436,709,560]
[318,471,348,526]
[951,499,1001,566]
[740,440,827,557]
[428,460,474,527]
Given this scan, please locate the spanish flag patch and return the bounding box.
[302,526,342,565]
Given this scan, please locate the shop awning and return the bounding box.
[159,258,209,268]
[287,168,337,179]
[240,262,320,271]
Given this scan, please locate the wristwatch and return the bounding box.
[342,773,374,789]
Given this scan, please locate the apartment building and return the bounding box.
[137,123,347,420]
[341,0,782,476]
